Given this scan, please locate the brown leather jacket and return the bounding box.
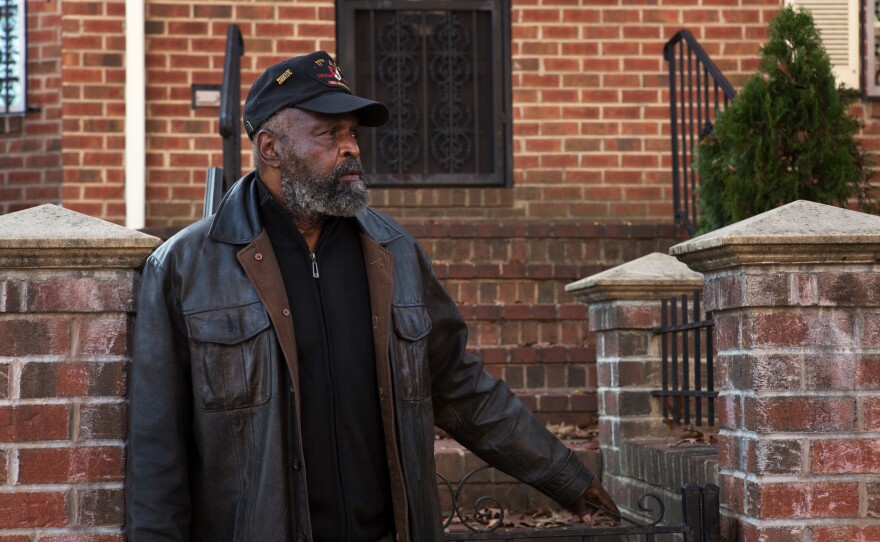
[126,173,594,541]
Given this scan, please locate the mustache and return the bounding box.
[330,159,364,181]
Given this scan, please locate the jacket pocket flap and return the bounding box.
[392,305,432,341]
[186,302,271,345]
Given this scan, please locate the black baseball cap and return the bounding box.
[243,51,389,140]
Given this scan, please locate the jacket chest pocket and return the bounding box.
[392,305,432,400]
[185,302,274,412]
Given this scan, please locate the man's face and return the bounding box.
[273,108,368,223]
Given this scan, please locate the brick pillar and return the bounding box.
[671,200,880,541]
[565,252,702,511]
[0,205,159,541]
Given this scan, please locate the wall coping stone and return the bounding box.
[670,200,880,272]
[0,204,161,269]
[565,252,703,303]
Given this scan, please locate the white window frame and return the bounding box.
[784,0,860,90]
[866,0,880,97]
[0,0,27,115]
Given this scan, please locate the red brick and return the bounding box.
[0,318,70,356]
[743,311,855,349]
[79,402,127,439]
[751,482,859,519]
[20,361,126,398]
[38,536,123,542]
[812,526,880,542]
[862,314,880,347]
[18,446,124,484]
[811,439,880,474]
[0,362,8,399]
[0,405,70,442]
[25,277,134,312]
[865,397,880,431]
[0,491,67,528]
[76,488,124,526]
[816,272,880,307]
[744,396,854,433]
[78,316,129,356]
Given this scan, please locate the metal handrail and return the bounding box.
[219,24,244,193]
[204,24,244,218]
[664,30,737,236]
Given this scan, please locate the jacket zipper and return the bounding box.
[310,252,320,278]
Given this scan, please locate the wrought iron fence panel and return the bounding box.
[652,290,716,427]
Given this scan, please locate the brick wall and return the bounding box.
[135,0,784,229]
[0,205,160,542]
[58,0,127,222]
[8,0,880,227]
[0,0,63,216]
[673,201,880,541]
[566,252,711,521]
[413,222,682,425]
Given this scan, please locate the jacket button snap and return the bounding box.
[254,253,263,261]
[293,459,301,471]
[296,534,306,542]
[283,308,291,316]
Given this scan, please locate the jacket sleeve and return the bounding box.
[126,255,193,541]
[421,245,594,508]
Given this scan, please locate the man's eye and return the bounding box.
[351,131,359,139]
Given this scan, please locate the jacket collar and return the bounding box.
[208,170,404,247]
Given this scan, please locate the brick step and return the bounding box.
[434,438,602,513]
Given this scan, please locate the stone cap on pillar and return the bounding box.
[670,200,880,273]
[0,204,162,269]
[565,252,703,303]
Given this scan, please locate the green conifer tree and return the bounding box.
[694,5,876,233]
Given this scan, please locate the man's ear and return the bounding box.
[256,130,283,170]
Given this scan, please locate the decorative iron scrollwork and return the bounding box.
[438,465,504,533]
[429,13,473,173]
[438,464,671,534]
[377,13,421,173]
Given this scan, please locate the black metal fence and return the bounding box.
[441,465,720,540]
[664,30,737,237]
[652,291,716,427]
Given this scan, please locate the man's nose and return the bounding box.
[339,133,360,160]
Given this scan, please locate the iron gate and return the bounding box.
[440,465,720,541]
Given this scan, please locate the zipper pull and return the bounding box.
[310,252,319,279]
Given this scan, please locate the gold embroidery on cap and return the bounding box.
[276,69,293,85]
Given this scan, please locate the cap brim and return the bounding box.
[296,92,389,127]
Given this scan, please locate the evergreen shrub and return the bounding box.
[694,6,876,233]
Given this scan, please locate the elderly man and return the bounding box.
[126,51,618,542]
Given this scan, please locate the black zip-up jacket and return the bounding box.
[126,172,595,541]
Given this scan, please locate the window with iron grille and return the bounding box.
[336,0,512,186]
[0,0,26,115]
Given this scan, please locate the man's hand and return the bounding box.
[567,478,621,525]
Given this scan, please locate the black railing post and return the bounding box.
[681,484,703,542]
[219,24,244,193]
[701,484,721,542]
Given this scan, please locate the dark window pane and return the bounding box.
[339,0,510,186]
